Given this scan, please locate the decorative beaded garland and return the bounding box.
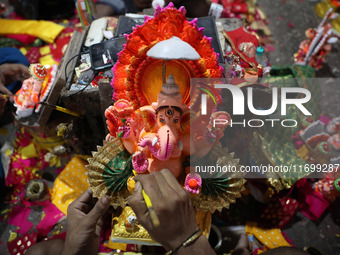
[29,64,47,81]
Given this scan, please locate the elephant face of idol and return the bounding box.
[153,106,182,161]
[156,106,182,131]
[138,105,189,161]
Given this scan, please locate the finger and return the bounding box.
[128,181,147,213]
[97,217,104,229]
[128,181,152,230]
[17,64,30,78]
[95,223,102,237]
[8,64,30,75]
[151,171,177,197]
[0,64,30,83]
[0,84,13,96]
[87,195,110,226]
[159,169,184,195]
[75,188,93,204]
[73,201,92,214]
[9,64,30,80]
[103,206,115,221]
[68,189,93,215]
[159,170,193,216]
[95,206,114,236]
[95,217,105,236]
[134,173,162,203]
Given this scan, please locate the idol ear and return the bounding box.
[140,106,157,132]
[180,111,193,132]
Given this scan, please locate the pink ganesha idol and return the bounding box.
[14,63,57,119]
[105,74,231,194]
[132,74,190,178]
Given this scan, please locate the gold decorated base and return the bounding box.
[111,206,211,246]
[111,206,158,245]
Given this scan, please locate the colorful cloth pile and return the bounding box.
[0,13,81,66]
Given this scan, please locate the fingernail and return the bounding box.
[101,195,110,205]
[134,181,142,192]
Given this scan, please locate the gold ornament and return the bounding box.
[86,138,131,208]
[111,206,212,245]
[127,176,136,194]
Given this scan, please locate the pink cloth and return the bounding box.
[319,115,332,125]
[7,191,65,240]
[7,232,38,255]
[7,205,33,235]
[7,34,37,45]
[297,179,329,221]
[36,202,65,236]
[20,192,65,236]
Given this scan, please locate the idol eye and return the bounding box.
[173,119,179,123]
[160,118,165,123]
[167,109,173,115]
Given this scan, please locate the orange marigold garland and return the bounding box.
[111,3,223,109]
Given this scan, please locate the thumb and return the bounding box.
[87,195,110,225]
[129,181,143,205]
[128,181,148,219]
